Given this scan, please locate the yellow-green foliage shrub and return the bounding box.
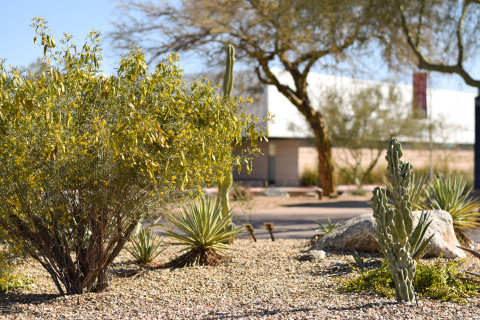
[0,18,262,295]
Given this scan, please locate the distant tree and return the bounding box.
[319,83,426,187]
[379,0,480,187]
[22,57,49,78]
[380,0,480,93]
[109,0,384,195]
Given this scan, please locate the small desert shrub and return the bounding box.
[0,19,262,295]
[341,259,480,302]
[300,167,319,186]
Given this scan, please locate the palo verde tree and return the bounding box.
[110,0,383,195]
[0,18,261,295]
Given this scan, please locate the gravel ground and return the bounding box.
[1,239,480,320]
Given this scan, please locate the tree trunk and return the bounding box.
[310,112,336,196]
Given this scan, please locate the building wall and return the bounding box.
[274,139,300,186]
[233,140,269,186]
[298,140,317,177]
[233,139,301,187]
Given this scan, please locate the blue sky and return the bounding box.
[0,1,477,95]
[0,0,118,74]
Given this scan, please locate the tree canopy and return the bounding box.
[110,0,385,195]
[381,0,480,92]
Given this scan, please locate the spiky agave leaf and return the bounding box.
[409,211,434,260]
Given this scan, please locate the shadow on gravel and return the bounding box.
[283,200,371,208]
[0,292,59,314]
[328,301,397,311]
[204,307,313,319]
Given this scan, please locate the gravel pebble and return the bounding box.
[1,239,479,319]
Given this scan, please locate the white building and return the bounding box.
[233,70,477,187]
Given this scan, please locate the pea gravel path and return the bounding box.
[1,239,479,319]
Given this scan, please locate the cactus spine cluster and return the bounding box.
[217,45,235,217]
[371,138,418,303]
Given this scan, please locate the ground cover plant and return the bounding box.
[0,18,263,295]
[342,259,480,303]
[0,245,35,293]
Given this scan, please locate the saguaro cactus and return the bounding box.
[371,138,432,303]
[217,45,235,217]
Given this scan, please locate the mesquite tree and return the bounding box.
[0,18,262,295]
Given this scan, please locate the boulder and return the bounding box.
[313,210,466,259]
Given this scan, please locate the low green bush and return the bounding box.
[341,259,480,302]
[300,167,319,186]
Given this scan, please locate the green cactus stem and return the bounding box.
[216,45,235,218]
[223,45,234,100]
[371,138,432,303]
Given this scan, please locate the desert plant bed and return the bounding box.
[1,239,479,320]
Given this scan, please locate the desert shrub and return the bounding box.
[300,167,319,186]
[0,18,261,295]
[341,259,480,302]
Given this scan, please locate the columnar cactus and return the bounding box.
[223,45,234,100]
[371,138,431,303]
[217,45,235,217]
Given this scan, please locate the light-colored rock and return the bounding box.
[314,210,466,259]
[297,249,326,261]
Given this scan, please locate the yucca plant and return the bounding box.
[420,175,480,244]
[127,223,164,265]
[163,197,242,267]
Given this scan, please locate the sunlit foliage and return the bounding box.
[0,18,263,295]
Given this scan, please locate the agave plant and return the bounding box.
[420,175,480,244]
[163,197,242,267]
[127,223,165,265]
